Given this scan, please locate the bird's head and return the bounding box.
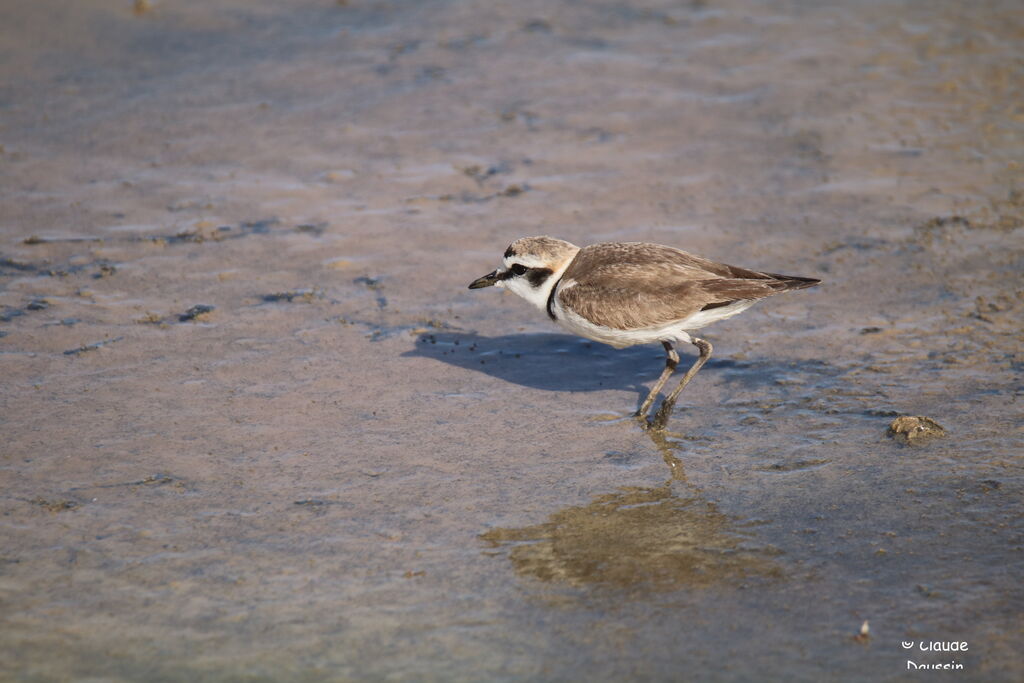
[468,236,580,310]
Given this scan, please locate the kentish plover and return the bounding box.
[469,236,820,429]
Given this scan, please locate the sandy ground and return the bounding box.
[1,0,1022,680]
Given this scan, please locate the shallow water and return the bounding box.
[1,0,1022,680]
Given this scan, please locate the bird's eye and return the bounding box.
[510,264,528,276]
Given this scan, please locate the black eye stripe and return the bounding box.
[525,267,553,287]
[504,263,553,287]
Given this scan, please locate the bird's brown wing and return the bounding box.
[557,242,819,330]
[557,279,703,330]
[558,277,799,330]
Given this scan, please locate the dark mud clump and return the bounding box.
[93,263,117,278]
[2,298,52,321]
[137,307,214,325]
[439,183,530,203]
[459,161,513,185]
[30,497,79,513]
[294,222,327,236]
[21,219,280,248]
[888,416,946,444]
[261,290,321,304]
[0,257,41,274]
[63,336,124,356]
[179,304,215,321]
[1,307,25,322]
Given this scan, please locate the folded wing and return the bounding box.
[557,242,819,331]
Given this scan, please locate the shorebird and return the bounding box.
[468,236,820,429]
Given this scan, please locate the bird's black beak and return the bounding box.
[468,269,503,289]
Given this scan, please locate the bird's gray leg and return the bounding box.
[635,341,678,419]
[651,337,713,431]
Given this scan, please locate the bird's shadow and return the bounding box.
[403,331,827,405]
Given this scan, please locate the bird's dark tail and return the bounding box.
[767,273,821,291]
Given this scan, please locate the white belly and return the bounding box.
[551,297,758,349]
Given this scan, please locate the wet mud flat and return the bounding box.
[1,0,1022,681]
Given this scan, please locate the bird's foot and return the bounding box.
[634,412,654,430]
[649,400,677,431]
